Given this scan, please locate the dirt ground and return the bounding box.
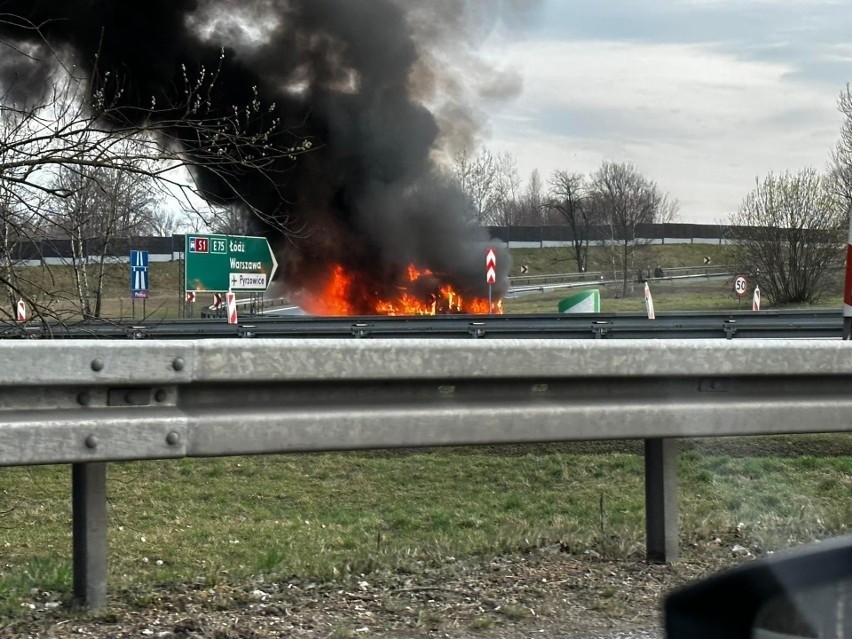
[0,544,745,639]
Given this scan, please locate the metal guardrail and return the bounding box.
[197,296,290,319]
[1,339,851,608]
[0,309,844,340]
[508,272,735,296]
[508,266,732,286]
[3,339,851,467]
[510,270,607,284]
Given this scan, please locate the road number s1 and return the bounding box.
[189,237,209,253]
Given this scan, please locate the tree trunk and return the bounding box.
[2,219,19,313]
[93,241,110,319]
[72,231,91,317]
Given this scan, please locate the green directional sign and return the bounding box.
[184,234,278,293]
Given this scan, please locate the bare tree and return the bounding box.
[44,163,159,317]
[0,174,51,319]
[208,205,254,235]
[727,169,844,305]
[451,147,539,227]
[0,63,309,224]
[829,84,852,225]
[0,193,30,317]
[830,86,852,335]
[548,170,594,272]
[177,206,215,234]
[0,37,311,322]
[590,162,677,295]
[516,169,545,226]
[145,209,181,237]
[490,152,524,226]
[452,147,500,223]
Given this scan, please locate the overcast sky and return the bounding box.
[476,0,852,224]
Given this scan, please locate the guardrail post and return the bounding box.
[72,463,108,609]
[644,438,679,563]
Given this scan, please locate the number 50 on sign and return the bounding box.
[734,275,748,297]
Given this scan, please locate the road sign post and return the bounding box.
[644,281,656,320]
[486,248,497,313]
[734,274,748,310]
[185,234,278,293]
[130,250,149,300]
[226,292,237,325]
[185,291,196,318]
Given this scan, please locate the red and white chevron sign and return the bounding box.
[486,248,497,285]
[226,292,238,325]
[15,299,26,322]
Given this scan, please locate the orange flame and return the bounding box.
[303,264,356,315]
[298,263,502,316]
[407,264,433,282]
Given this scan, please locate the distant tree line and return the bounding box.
[485,223,838,244]
[451,153,678,295]
[452,81,852,306]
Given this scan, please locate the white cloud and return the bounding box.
[821,43,852,64]
[476,37,842,222]
[511,40,808,125]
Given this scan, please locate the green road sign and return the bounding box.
[185,234,278,292]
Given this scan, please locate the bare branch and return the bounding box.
[590,162,676,295]
[548,170,592,272]
[0,42,314,321]
[727,169,844,305]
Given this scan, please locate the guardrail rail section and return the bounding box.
[1,339,851,608]
[0,310,845,340]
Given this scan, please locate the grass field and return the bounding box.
[504,244,845,313]
[508,243,731,276]
[4,261,186,321]
[0,438,849,617]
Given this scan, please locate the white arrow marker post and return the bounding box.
[485,248,497,312]
[752,286,761,312]
[226,292,238,325]
[644,282,656,320]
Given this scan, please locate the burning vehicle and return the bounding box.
[291,262,503,316]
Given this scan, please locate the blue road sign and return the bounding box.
[130,250,149,299]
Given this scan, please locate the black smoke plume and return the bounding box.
[0,0,534,312]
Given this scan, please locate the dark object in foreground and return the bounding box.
[665,534,852,639]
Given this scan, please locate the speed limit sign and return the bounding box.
[734,275,748,297]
